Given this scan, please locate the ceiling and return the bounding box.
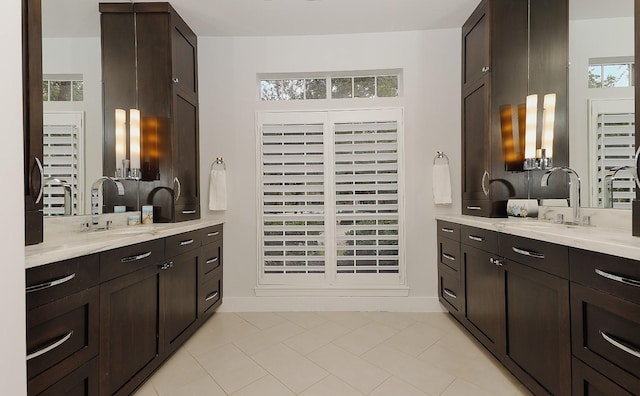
[41,0,634,39]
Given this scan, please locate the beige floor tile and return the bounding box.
[384,322,447,357]
[433,328,487,360]
[307,344,391,394]
[333,322,398,356]
[362,345,456,395]
[237,312,289,330]
[196,344,268,394]
[298,375,365,396]
[409,312,461,333]
[369,376,430,396]
[149,349,209,395]
[132,380,158,396]
[276,311,329,329]
[441,378,500,396]
[233,321,305,355]
[316,311,373,330]
[230,375,296,396]
[455,364,525,396]
[284,321,352,355]
[365,311,418,331]
[163,375,227,396]
[250,344,328,393]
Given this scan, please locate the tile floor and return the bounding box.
[133,312,532,396]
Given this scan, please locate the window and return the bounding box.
[588,57,635,88]
[257,109,405,295]
[259,72,400,101]
[43,75,84,102]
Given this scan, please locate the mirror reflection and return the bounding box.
[569,0,635,209]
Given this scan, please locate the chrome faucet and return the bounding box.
[91,177,125,226]
[43,177,73,216]
[541,166,581,225]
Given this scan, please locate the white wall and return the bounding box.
[0,0,27,393]
[42,37,103,214]
[569,17,634,206]
[198,29,462,311]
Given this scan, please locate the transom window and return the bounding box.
[588,57,635,88]
[43,75,84,102]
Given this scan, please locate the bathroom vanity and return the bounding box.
[436,216,640,395]
[25,219,223,395]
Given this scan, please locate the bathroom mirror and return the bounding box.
[41,0,130,216]
[568,0,635,209]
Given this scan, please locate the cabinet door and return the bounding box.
[34,357,99,396]
[502,259,571,396]
[462,244,503,356]
[100,265,162,396]
[23,0,44,245]
[162,249,199,353]
[462,0,489,90]
[172,91,200,221]
[462,77,491,213]
[171,17,198,99]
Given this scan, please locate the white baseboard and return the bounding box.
[216,296,447,313]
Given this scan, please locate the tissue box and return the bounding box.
[506,199,538,218]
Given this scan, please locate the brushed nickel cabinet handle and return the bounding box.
[173,177,181,202]
[26,273,76,293]
[512,246,545,259]
[180,239,194,246]
[443,288,457,299]
[205,291,219,302]
[481,170,490,196]
[600,330,640,359]
[182,210,197,214]
[34,157,44,204]
[442,253,456,261]
[468,235,484,242]
[441,227,454,233]
[121,251,152,263]
[207,231,220,237]
[481,66,490,73]
[595,269,640,288]
[466,206,482,210]
[26,331,73,361]
[172,77,179,83]
[206,257,219,265]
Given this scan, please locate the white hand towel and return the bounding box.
[209,169,227,211]
[433,163,452,204]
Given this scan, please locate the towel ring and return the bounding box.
[211,156,226,170]
[433,151,449,165]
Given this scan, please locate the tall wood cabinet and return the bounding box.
[23,0,44,245]
[101,2,200,222]
[461,0,568,217]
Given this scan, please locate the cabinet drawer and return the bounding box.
[437,220,460,242]
[201,224,223,245]
[99,239,164,282]
[174,203,200,222]
[461,225,498,252]
[26,255,99,310]
[165,229,201,258]
[200,238,223,282]
[27,287,99,386]
[570,248,640,305]
[438,263,463,316]
[462,200,493,217]
[28,356,99,396]
[200,268,222,317]
[439,237,460,273]
[572,357,634,396]
[571,283,640,394]
[499,233,568,279]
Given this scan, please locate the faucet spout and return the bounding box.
[91,177,125,226]
[541,166,581,224]
[43,177,73,216]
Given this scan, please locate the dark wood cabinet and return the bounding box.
[199,225,224,319]
[100,2,200,222]
[22,0,44,245]
[437,221,464,320]
[35,357,100,396]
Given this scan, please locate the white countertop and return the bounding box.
[25,215,225,269]
[437,214,640,261]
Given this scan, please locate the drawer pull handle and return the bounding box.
[595,269,640,288]
[443,288,457,299]
[512,247,545,259]
[441,228,454,233]
[121,251,152,263]
[180,239,195,246]
[442,253,455,261]
[481,170,490,196]
[205,291,219,302]
[26,273,76,293]
[468,235,484,242]
[26,331,73,361]
[206,257,219,265]
[600,330,640,359]
[207,231,220,237]
[182,210,197,214]
[466,206,482,211]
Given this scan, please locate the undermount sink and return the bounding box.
[511,221,576,229]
